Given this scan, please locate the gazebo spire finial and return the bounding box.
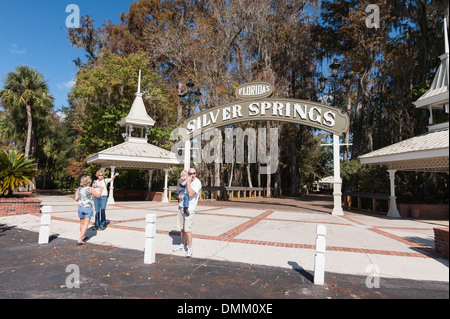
[118,68,155,130]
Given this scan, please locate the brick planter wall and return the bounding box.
[434,227,449,259]
[398,203,449,220]
[0,197,42,217]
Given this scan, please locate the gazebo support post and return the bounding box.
[162,168,169,203]
[387,169,401,218]
[332,134,344,216]
[107,166,116,205]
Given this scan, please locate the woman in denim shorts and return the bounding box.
[75,175,102,246]
[92,170,119,231]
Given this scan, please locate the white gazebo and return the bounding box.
[359,19,449,218]
[87,70,182,204]
[313,176,334,191]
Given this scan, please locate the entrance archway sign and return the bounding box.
[180,82,349,139]
[177,81,350,216]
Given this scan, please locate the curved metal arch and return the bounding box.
[180,98,350,138]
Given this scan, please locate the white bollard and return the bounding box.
[144,214,156,264]
[314,224,327,285]
[38,206,52,244]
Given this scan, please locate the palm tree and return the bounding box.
[0,66,53,159]
[0,149,37,196]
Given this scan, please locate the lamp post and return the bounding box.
[178,79,202,171]
[318,74,327,91]
[317,58,342,106]
[343,72,352,87]
[179,79,202,118]
[318,58,344,216]
[329,58,341,107]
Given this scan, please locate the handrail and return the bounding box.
[168,186,268,201]
[343,191,390,214]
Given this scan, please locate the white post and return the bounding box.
[107,166,116,205]
[184,139,191,171]
[332,134,344,215]
[162,168,169,203]
[387,169,401,218]
[314,224,327,285]
[38,206,52,244]
[144,214,156,264]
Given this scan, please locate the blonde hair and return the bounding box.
[180,170,188,177]
[95,170,105,177]
[79,175,92,188]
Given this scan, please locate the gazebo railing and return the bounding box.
[343,191,390,215]
[169,186,267,202]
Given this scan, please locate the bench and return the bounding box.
[169,186,267,202]
[343,191,390,215]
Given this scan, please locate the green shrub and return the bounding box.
[0,150,37,196]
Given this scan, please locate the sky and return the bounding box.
[0,0,132,111]
[0,1,406,114]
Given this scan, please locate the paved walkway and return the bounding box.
[1,194,448,284]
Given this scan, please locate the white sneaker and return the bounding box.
[173,244,186,252]
[186,248,193,258]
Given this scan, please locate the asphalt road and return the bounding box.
[1,223,448,303]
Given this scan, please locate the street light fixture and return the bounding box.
[179,79,202,118]
[178,79,202,171]
[317,58,342,106]
[186,79,195,88]
[343,72,352,87]
[318,74,327,91]
[329,58,341,106]
[330,58,341,78]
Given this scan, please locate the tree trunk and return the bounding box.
[257,163,261,187]
[246,164,253,187]
[25,104,33,159]
[265,122,271,198]
[343,88,352,162]
[352,68,370,159]
[290,124,298,196]
[214,161,221,197]
[352,79,365,159]
[228,162,234,187]
[298,125,304,194]
[266,165,271,198]
[177,82,183,123]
